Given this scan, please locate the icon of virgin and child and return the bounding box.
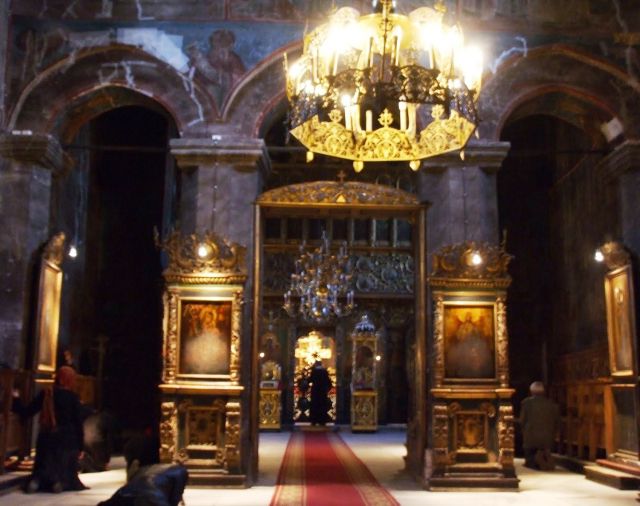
[445,308,495,379]
[180,302,231,375]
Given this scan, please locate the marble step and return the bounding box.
[584,464,640,490]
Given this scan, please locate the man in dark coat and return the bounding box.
[309,360,332,425]
[519,381,560,469]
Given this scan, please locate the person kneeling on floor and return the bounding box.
[98,434,188,506]
[519,381,560,470]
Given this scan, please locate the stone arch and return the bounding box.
[8,44,218,138]
[479,44,640,141]
[223,42,302,138]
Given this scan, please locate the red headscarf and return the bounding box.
[55,365,77,391]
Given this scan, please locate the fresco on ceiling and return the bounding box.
[9,18,302,113]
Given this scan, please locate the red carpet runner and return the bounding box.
[270,431,400,506]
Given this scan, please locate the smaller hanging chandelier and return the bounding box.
[284,0,482,172]
[283,231,355,322]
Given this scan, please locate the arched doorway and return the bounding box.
[251,180,427,478]
[52,104,179,436]
[497,104,614,459]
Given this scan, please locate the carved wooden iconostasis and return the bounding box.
[157,230,247,486]
[253,180,427,478]
[427,241,518,490]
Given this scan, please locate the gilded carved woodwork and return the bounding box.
[452,402,495,455]
[224,400,242,473]
[230,290,243,383]
[433,294,445,388]
[428,241,517,488]
[432,403,450,466]
[496,296,510,388]
[352,253,414,294]
[160,402,178,463]
[43,232,66,266]
[162,285,243,384]
[497,405,515,468]
[185,401,226,453]
[263,251,414,295]
[156,229,247,284]
[158,230,247,484]
[259,390,281,429]
[163,291,179,383]
[290,110,476,164]
[351,314,379,431]
[257,180,419,206]
[601,241,631,271]
[429,241,512,289]
[351,393,377,430]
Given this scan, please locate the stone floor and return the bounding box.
[1,429,637,505]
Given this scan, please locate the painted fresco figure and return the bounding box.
[309,360,332,425]
[12,366,87,493]
[187,29,246,108]
[519,381,560,470]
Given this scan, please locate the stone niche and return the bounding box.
[426,241,518,490]
[156,229,248,486]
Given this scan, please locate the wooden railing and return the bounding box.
[0,369,33,474]
[550,345,614,461]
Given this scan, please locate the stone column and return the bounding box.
[170,135,269,484]
[0,0,9,126]
[418,140,510,254]
[170,136,269,243]
[0,133,69,368]
[598,140,640,255]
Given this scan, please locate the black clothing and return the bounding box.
[98,464,188,506]
[309,365,332,425]
[520,394,560,469]
[13,388,86,492]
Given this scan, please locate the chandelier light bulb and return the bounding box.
[68,245,78,259]
[471,252,483,266]
[197,243,210,258]
[594,249,604,262]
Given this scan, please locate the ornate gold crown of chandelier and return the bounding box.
[283,232,355,322]
[285,0,482,172]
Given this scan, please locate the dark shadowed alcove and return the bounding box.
[80,106,175,435]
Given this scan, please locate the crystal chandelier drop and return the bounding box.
[284,0,482,172]
[283,232,355,321]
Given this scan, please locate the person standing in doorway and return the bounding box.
[309,360,332,426]
[519,381,560,470]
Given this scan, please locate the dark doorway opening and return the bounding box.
[84,106,170,435]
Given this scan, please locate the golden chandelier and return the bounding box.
[285,0,482,172]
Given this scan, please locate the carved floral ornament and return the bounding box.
[43,232,66,267]
[429,241,512,289]
[599,241,630,271]
[155,229,247,284]
[257,180,419,207]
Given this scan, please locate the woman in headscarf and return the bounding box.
[13,365,87,493]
